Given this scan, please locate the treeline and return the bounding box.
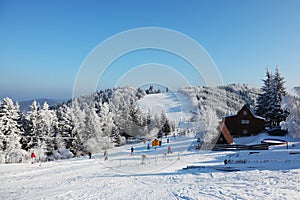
[179,83,260,118]
[0,86,173,163]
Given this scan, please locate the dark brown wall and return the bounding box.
[224,105,265,137]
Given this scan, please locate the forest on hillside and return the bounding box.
[1,79,299,164]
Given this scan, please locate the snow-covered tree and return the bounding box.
[281,87,300,138]
[159,111,171,136]
[269,67,288,126]
[255,68,273,119]
[0,98,25,163]
[0,97,22,152]
[22,100,40,151]
[70,99,86,156]
[56,104,74,149]
[256,67,288,127]
[76,100,110,155]
[37,102,58,158]
[197,106,221,144]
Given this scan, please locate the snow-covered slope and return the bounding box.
[136,92,197,126]
[1,134,300,200]
[2,91,300,199]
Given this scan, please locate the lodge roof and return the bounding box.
[223,104,265,120]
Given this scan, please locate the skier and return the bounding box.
[31,152,36,164]
[131,146,134,155]
[147,143,150,150]
[167,145,172,154]
[88,152,92,159]
[141,154,146,164]
[104,149,108,161]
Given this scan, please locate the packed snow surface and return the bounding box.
[136,92,197,124]
[1,93,300,199]
[1,135,300,200]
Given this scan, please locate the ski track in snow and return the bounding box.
[1,136,300,200]
[1,93,300,200]
[136,92,197,124]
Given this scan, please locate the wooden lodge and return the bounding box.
[223,104,265,137]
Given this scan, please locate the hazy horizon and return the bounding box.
[1,0,299,100]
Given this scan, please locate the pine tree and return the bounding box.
[57,104,74,150]
[270,67,288,126]
[70,99,86,156]
[22,100,40,151]
[79,101,106,154]
[255,68,273,120]
[37,102,58,158]
[161,119,171,136]
[0,98,22,153]
[255,67,288,127]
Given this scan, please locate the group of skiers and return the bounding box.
[29,139,174,164]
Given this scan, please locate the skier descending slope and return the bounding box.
[167,145,172,154]
[31,152,36,164]
[104,149,108,161]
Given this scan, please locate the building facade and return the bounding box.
[224,104,265,137]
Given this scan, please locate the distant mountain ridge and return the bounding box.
[18,98,65,112]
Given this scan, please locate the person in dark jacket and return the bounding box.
[131,146,134,155]
[104,149,108,160]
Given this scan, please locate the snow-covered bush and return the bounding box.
[0,149,29,164]
[59,149,74,159]
[52,150,62,160]
[52,148,74,160]
[5,149,29,163]
[0,152,6,164]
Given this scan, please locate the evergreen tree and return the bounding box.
[37,102,58,157]
[161,119,171,136]
[70,99,86,156]
[158,111,170,137]
[22,100,39,151]
[80,101,107,154]
[255,68,273,120]
[270,67,288,126]
[255,67,288,127]
[0,98,22,152]
[57,104,74,149]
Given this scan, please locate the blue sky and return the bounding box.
[0,0,299,100]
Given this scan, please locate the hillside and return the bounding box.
[1,134,300,199]
[2,85,300,199]
[179,84,260,118]
[136,84,260,133]
[136,92,196,126]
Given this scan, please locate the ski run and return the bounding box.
[1,92,300,200]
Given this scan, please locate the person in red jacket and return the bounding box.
[31,152,36,164]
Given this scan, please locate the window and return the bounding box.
[243,111,248,116]
[241,119,250,124]
[243,129,248,134]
